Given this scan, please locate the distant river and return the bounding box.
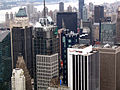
[0,2,78,23]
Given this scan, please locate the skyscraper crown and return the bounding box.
[16,8,27,17]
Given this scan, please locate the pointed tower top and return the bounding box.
[44,0,46,18]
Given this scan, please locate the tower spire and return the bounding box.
[44,0,46,18]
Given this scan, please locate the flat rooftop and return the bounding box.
[72,44,89,49]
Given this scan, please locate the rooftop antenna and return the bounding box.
[44,0,46,18]
[62,19,65,28]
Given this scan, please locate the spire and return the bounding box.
[44,0,46,18]
[62,19,65,28]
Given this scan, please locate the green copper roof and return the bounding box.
[16,8,27,17]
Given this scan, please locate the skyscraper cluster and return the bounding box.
[1,0,120,90]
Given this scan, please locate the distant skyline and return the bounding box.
[85,0,118,4]
[61,0,119,5]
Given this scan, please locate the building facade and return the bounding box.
[36,54,59,90]
[10,8,33,77]
[83,6,88,22]
[116,7,120,44]
[0,30,12,90]
[11,68,26,90]
[101,22,116,45]
[59,2,64,12]
[33,17,59,90]
[48,86,69,90]
[79,0,84,19]
[57,12,77,33]
[92,23,100,42]
[68,45,100,90]
[99,45,120,90]
[60,29,79,85]
[94,5,104,23]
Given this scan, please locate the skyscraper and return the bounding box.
[59,2,64,12]
[0,30,12,90]
[11,68,26,90]
[101,22,116,45]
[5,12,10,27]
[10,8,33,77]
[99,45,120,90]
[10,12,14,21]
[89,2,94,12]
[67,5,72,12]
[116,6,120,44]
[83,6,88,22]
[94,5,104,23]
[92,23,100,42]
[36,54,59,90]
[68,44,100,90]
[27,3,34,18]
[57,12,77,32]
[33,16,59,90]
[79,0,84,19]
[59,29,79,85]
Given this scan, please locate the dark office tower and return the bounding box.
[94,5,104,23]
[16,55,32,90]
[34,21,59,55]
[58,29,79,85]
[10,8,33,77]
[59,2,64,12]
[116,7,120,44]
[33,17,59,90]
[99,45,120,90]
[57,12,77,33]
[0,30,12,90]
[79,0,84,19]
[68,45,100,90]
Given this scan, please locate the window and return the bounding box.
[68,45,71,47]
[68,39,71,43]
[62,36,65,42]
[64,50,66,53]
[64,43,66,47]
[76,39,77,42]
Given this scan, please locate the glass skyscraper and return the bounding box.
[79,0,84,19]
[0,30,12,90]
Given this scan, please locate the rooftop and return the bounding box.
[34,17,56,31]
[0,30,9,42]
[66,31,79,37]
[16,8,27,17]
[93,44,119,50]
[72,44,90,49]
